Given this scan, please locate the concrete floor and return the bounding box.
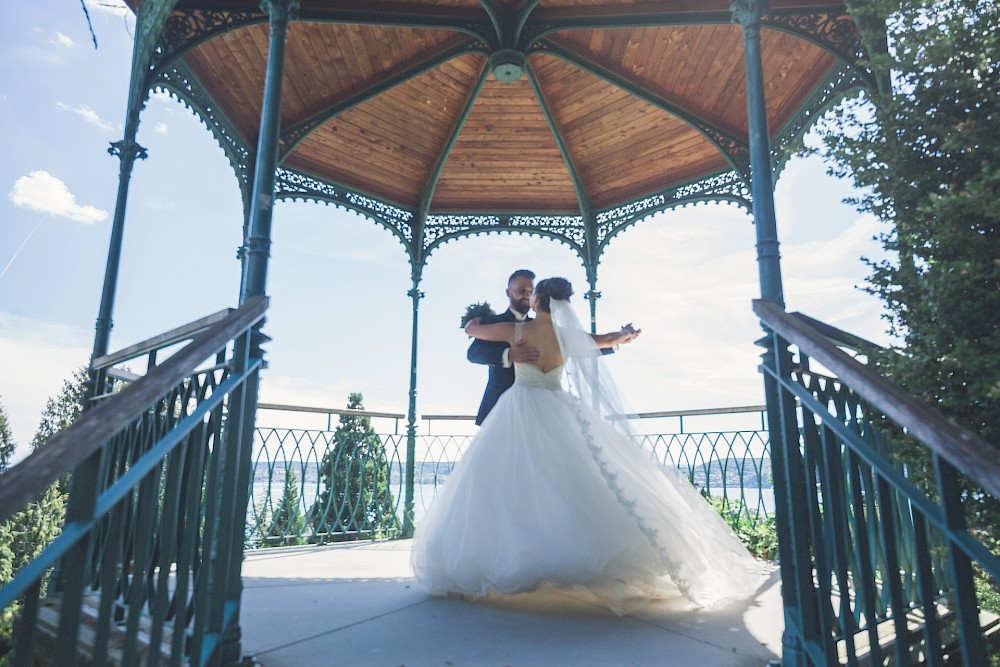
[239,541,783,667]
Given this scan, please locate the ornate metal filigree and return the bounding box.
[108,139,148,164]
[770,63,869,176]
[150,9,263,76]
[595,170,751,250]
[274,169,415,247]
[153,64,253,198]
[423,213,586,257]
[763,11,866,68]
[699,127,751,183]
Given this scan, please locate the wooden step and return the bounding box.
[31,594,178,666]
[841,604,1000,665]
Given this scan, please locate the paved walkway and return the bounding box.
[239,541,783,667]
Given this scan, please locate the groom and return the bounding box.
[467,269,538,425]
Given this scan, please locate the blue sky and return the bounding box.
[1,2,889,462]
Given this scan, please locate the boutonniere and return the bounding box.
[460,301,494,329]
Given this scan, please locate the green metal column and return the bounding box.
[241,0,298,303]
[403,274,424,538]
[92,139,147,365]
[732,0,784,309]
[90,0,178,370]
[584,287,601,335]
[221,1,296,664]
[732,1,805,665]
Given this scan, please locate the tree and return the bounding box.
[0,400,14,474]
[813,0,1000,614]
[311,393,400,542]
[30,367,89,456]
[0,369,87,660]
[816,0,999,441]
[269,469,307,546]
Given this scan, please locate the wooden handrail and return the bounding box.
[755,298,1000,499]
[0,296,268,525]
[790,311,880,354]
[91,307,235,371]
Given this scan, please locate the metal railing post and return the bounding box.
[403,280,423,538]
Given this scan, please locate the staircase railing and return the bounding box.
[0,296,268,666]
[755,299,1000,666]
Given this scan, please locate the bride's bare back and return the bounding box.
[516,320,563,373]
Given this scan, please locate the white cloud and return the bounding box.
[9,171,109,224]
[56,101,115,131]
[52,32,76,48]
[0,313,90,463]
[153,122,168,135]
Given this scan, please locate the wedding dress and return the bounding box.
[410,301,765,612]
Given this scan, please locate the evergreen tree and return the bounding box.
[30,367,89,455]
[0,369,87,659]
[269,469,307,546]
[311,393,400,542]
[0,400,14,474]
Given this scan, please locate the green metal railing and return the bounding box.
[0,297,268,666]
[248,405,774,546]
[756,300,1000,665]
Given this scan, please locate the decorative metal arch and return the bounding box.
[136,1,875,289]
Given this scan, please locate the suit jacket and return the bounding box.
[467,308,615,425]
[467,309,524,425]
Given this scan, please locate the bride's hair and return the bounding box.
[534,277,573,312]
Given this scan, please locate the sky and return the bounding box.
[0,2,891,463]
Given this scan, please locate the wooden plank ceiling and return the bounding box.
[161,0,856,216]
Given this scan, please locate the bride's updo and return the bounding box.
[533,277,573,313]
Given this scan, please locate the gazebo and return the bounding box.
[95,0,870,532]
[2,1,999,666]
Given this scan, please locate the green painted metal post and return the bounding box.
[403,277,423,538]
[732,0,784,310]
[92,139,148,366]
[223,0,296,663]
[732,0,803,664]
[241,0,298,303]
[584,287,601,335]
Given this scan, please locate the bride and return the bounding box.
[410,277,765,612]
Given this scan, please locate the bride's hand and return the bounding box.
[619,323,641,344]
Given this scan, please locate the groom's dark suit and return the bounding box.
[467,308,527,425]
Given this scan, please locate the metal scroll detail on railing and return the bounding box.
[248,407,775,548]
[0,296,268,667]
[754,299,1000,666]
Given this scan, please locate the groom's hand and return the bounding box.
[508,341,540,364]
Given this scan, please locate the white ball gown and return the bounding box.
[410,303,766,613]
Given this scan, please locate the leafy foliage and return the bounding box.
[815,0,1000,438]
[311,393,400,542]
[272,470,308,546]
[813,0,1000,617]
[0,368,88,661]
[0,401,14,474]
[460,301,495,329]
[707,496,778,561]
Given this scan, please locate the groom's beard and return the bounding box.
[511,301,530,315]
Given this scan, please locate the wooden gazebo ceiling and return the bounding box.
[159,0,860,216]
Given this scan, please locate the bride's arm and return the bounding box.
[465,318,516,344]
[591,324,641,349]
